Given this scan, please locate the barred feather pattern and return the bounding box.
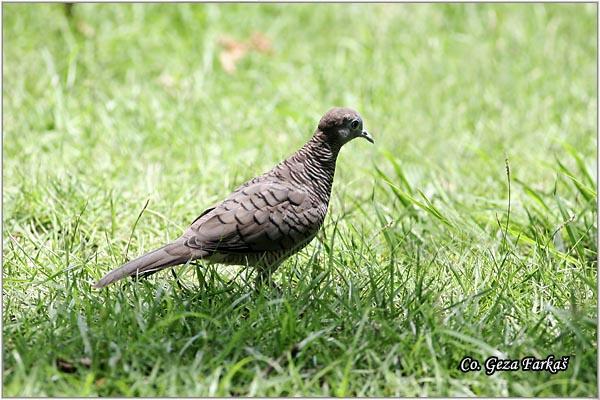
[94,107,366,288]
[183,131,341,270]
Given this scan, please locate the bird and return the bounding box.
[93,107,373,289]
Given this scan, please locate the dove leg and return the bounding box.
[170,269,191,293]
[254,262,282,291]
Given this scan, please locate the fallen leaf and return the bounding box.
[217,32,273,74]
[249,32,272,54]
[219,51,244,74]
[79,357,92,368]
[218,36,248,74]
[56,358,77,373]
[218,35,248,52]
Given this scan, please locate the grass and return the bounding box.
[2,3,597,396]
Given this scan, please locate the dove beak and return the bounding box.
[361,130,374,144]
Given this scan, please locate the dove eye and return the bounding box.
[350,120,360,130]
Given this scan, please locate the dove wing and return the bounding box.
[182,181,323,254]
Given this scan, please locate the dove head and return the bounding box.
[317,107,374,146]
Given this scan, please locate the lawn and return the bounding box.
[2,3,597,396]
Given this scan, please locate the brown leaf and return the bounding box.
[217,32,272,74]
[218,35,248,74]
[249,32,272,54]
[219,51,243,74]
[79,357,92,368]
[218,35,248,52]
[56,357,77,373]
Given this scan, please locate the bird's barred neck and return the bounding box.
[305,130,341,163]
[276,131,339,202]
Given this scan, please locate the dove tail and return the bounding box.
[93,241,200,289]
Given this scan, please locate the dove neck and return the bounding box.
[306,131,341,163]
[285,131,339,200]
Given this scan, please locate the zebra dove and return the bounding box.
[93,107,373,288]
